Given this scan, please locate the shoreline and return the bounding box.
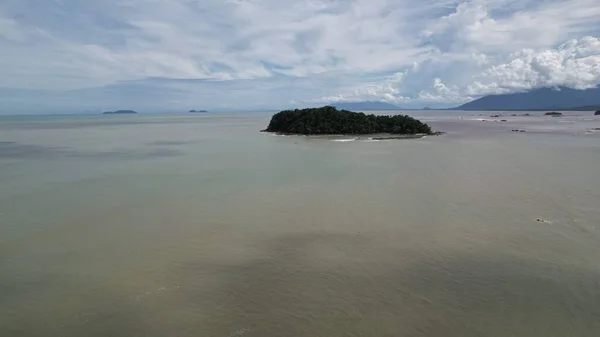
[261,131,445,139]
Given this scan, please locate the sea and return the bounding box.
[1,111,599,336]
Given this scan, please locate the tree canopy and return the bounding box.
[263,106,432,135]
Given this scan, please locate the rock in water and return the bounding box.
[545,111,562,117]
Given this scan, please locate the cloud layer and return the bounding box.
[0,0,599,112]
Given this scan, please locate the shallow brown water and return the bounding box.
[1,111,600,336]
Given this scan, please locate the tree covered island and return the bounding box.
[263,106,435,135]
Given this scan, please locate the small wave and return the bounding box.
[330,138,358,142]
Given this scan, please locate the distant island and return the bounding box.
[102,110,137,114]
[331,101,400,110]
[189,110,208,113]
[262,106,434,135]
[454,86,600,111]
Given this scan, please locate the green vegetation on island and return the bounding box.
[263,106,433,135]
[103,110,137,114]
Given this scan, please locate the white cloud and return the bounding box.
[467,36,600,95]
[0,0,599,111]
[418,78,472,103]
[426,0,600,53]
[0,0,440,90]
[313,72,410,104]
[320,36,600,106]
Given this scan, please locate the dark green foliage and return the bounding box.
[264,106,432,135]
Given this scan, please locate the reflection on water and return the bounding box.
[1,111,600,336]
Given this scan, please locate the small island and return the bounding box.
[189,110,208,113]
[103,110,137,115]
[595,110,600,116]
[545,111,562,117]
[262,106,435,136]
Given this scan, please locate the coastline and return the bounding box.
[261,131,445,140]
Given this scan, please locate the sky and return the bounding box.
[1,0,599,113]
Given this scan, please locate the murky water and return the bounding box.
[1,111,600,336]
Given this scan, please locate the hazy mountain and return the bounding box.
[331,101,400,110]
[565,105,600,111]
[102,110,137,114]
[455,86,600,110]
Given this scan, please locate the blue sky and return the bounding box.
[1,0,599,113]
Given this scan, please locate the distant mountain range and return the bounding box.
[455,86,600,111]
[566,105,600,111]
[331,101,400,110]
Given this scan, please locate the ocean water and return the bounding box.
[1,111,600,336]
